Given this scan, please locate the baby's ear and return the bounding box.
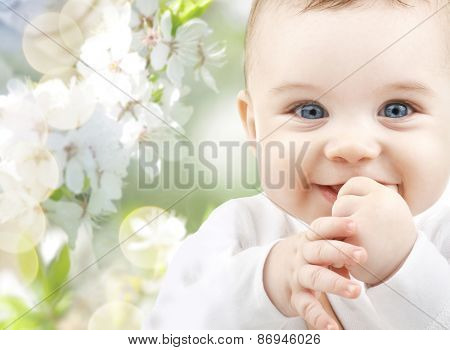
[236,89,256,143]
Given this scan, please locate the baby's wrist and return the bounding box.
[263,238,296,317]
[366,249,411,288]
[365,258,406,288]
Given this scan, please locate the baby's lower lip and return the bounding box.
[316,184,338,203]
[315,183,399,203]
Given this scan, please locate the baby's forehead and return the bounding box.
[247,0,450,95]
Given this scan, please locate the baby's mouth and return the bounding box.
[316,182,400,205]
[316,184,344,196]
[329,184,345,194]
[317,183,399,195]
[316,184,342,203]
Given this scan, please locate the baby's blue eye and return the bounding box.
[293,103,326,120]
[290,101,415,120]
[381,103,411,118]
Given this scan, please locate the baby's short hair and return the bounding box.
[244,0,448,89]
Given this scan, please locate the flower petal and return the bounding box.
[176,19,210,43]
[135,0,159,17]
[65,158,84,194]
[100,172,122,200]
[160,10,172,40]
[200,66,218,93]
[87,190,117,216]
[120,52,146,75]
[150,43,170,71]
[166,55,184,86]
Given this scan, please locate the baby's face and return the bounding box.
[238,1,450,223]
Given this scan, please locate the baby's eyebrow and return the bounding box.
[269,82,320,95]
[377,81,436,97]
[269,80,436,97]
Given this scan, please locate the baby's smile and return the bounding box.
[315,181,399,204]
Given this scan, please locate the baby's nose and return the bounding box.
[324,135,381,164]
[325,141,380,163]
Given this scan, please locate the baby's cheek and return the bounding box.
[403,179,446,216]
[259,158,289,189]
[412,135,450,213]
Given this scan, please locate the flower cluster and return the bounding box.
[0,0,225,249]
[0,0,225,329]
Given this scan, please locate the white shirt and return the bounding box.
[144,184,450,330]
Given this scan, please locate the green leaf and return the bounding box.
[49,188,63,201]
[17,246,39,285]
[0,295,28,315]
[152,87,164,103]
[49,184,75,201]
[82,176,91,192]
[44,244,70,303]
[166,0,213,33]
[149,73,159,83]
[0,295,45,330]
[180,0,212,20]
[53,291,72,317]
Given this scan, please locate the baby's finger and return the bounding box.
[306,216,356,241]
[337,176,378,197]
[298,264,361,299]
[331,195,361,218]
[291,291,339,330]
[302,240,367,268]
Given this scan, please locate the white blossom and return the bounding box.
[0,170,47,253]
[47,107,131,217]
[0,79,48,155]
[130,0,159,32]
[0,171,36,223]
[134,0,159,18]
[193,41,227,93]
[77,2,148,115]
[34,77,97,130]
[159,79,193,126]
[150,11,212,86]
[119,101,168,145]
[5,142,59,203]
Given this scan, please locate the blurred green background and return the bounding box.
[0,0,261,329]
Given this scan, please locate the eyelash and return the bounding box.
[287,100,419,120]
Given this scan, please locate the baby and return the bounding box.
[144,0,450,329]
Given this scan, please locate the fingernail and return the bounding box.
[346,221,356,233]
[346,284,359,295]
[353,249,364,261]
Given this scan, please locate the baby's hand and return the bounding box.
[332,176,418,285]
[263,217,367,330]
